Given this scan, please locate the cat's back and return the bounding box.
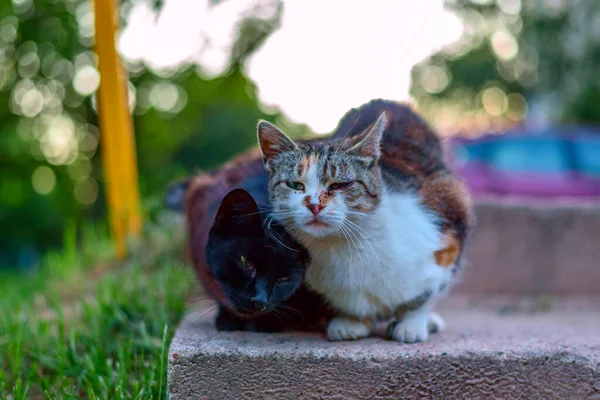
[333,99,446,190]
[334,99,474,259]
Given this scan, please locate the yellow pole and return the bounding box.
[94,0,143,258]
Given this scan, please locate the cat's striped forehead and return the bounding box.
[270,142,364,182]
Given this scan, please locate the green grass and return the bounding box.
[0,215,194,399]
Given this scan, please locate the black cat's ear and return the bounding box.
[164,179,190,212]
[213,188,263,234]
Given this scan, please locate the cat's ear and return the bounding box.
[213,188,263,234]
[257,121,298,168]
[345,111,387,159]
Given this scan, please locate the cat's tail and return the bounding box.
[164,168,220,212]
[164,179,190,213]
[164,171,217,213]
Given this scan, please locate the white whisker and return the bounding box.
[344,219,382,275]
[337,221,368,293]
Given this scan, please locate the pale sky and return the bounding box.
[119,0,463,133]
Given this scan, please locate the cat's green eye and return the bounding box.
[285,181,305,191]
[240,256,255,271]
[277,277,289,283]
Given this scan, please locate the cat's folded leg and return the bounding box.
[386,294,444,343]
[386,306,431,343]
[326,317,372,341]
[245,316,286,333]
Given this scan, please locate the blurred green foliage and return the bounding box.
[410,0,600,129]
[0,0,301,268]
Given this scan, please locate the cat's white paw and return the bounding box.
[387,312,430,343]
[327,318,371,341]
[427,311,445,333]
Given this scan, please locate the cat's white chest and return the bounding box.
[305,192,452,319]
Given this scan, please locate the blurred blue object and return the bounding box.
[448,126,600,197]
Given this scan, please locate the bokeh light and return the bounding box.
[506,92,528,121]
[481,87,508,116]
[149,81,187,113]
[40,115,78,165]
[74,177,98,205]
[73,65,100,96]
[491,31,519,61]
[31,165,56,195]
[421,65,450,94]
[497,0,522,15]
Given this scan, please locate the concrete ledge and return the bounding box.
[168,297,600,399]
[456,199,600,295]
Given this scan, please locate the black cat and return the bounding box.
[166,157,329,332]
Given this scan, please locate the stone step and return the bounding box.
[455,198,600,295]
[167,296,600,399]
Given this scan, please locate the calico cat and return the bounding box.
[257,99,475,343]
[169,150,328,332]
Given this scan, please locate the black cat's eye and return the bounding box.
[285,181,305,191]
[240,255,255,271]
[277,277,290,283]
[328,181,353,191]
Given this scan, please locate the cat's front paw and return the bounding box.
[216,318,245,331]
[327,317,371,341]
[386,312,431,343]
[244,319,285,333]
[215,307,246,331]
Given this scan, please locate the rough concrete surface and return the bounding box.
[168,297,600,400]
[455,198,600,295]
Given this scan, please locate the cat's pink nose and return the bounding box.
[308,204,325,217]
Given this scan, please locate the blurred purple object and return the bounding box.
[446,126,600,198]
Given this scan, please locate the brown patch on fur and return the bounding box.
[434,234,460,267]
[365,292,382,307]
[302,191,332,211]
[297,159,305,177]
[301,196,310,207]
[381,120,445,189]
[319,192,332,207]
[419,171,474,267]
